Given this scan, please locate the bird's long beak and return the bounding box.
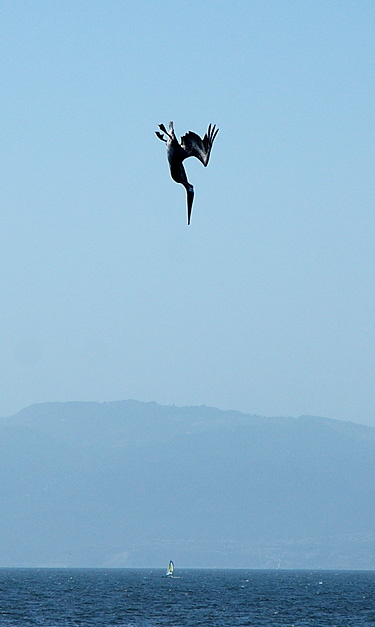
[186,187,194,225]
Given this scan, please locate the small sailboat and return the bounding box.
[166,560,174,577]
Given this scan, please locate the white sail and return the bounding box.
[166,560,174,577]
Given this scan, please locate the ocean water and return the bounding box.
[0,568,374,626]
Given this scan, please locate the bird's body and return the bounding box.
[156,121,218,225]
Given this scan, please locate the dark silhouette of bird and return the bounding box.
[156,121,219,225]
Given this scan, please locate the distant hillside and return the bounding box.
[0,400,374,568]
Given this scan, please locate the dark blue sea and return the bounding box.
[0,568,374,626]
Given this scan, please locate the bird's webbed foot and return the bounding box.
[155,131,167,142]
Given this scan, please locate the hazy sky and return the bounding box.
[1,1,375,426]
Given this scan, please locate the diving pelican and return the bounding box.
[156,121,219,225]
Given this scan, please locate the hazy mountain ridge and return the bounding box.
[1,400,374,569]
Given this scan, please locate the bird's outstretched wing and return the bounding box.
[180,124,219,166]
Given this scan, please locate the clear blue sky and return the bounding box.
[1,1,375,425]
